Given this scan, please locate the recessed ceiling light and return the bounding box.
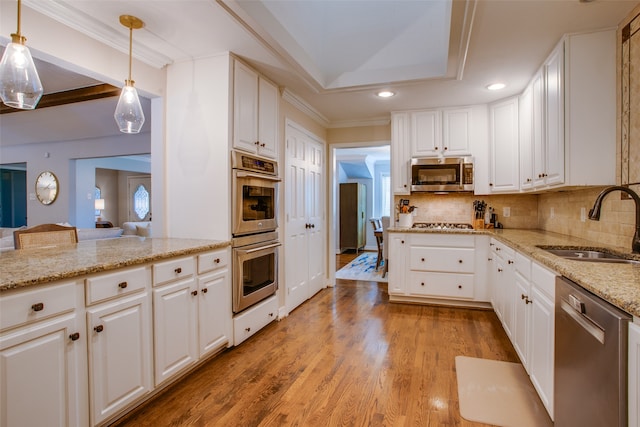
[486,83,506,91]
[376,90,395,98]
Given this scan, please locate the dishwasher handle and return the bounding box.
[560,299,605,344]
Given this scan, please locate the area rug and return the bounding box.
[336,252,387,283]
[455,356,552,427]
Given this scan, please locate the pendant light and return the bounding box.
[114,15,145,134]
[0,0,44,110]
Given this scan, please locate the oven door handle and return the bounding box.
[244,242,282,254]
[235,171,281,182]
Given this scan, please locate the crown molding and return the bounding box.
[280,88,329,127]
[23,0,172,69]
[327,118,391,129]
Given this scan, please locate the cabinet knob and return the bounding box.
[508,260,514,264]
[435,146,439,150]
[488,257,493,261]
[421,282,425,286]
[458,285,462,289]
[202,288,208,294]
[260,143,266,148]
[401,240,405,244]
[254,141,260,146]
[214,258,221,264]
[526,178,532,182]
[69,332,80,341]
[31,302,44,312]
[489,183,493,186]
[94,325,104,333]
[403,184,407,188]
[191,290,198,296]
[443,147,448,151]
[458,259,463,264]
[421,257,425,262]
[118,281,128,289]
[269,312,274,317]
[522,294,532,304]
[174,267,182,274]
[245,327,251,332]
[496,247,501,251]
[498,268,503,272]
[489,243,495,246]
[311,224,315,228]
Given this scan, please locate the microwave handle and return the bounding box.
[236,171,281,182]
[459,162,464,189]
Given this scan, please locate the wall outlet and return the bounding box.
[580,207,586,222]
[503,207,511,217]
[550,207,555,219]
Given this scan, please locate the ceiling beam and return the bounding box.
[0,84,120,115]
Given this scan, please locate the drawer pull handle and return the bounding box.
[488,257,493,261]
[118,281,128,289]
[175,267,182,274]
[202,288,208,294]
[245,327,251,332]
[214,258,221,264]
[69,332,80,341]
[94,325,104,333]
[31,303,44,312]
[191,290,198,296]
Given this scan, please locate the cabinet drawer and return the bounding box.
[408,272,474,299]
[490,239,514,259]
[0,281,77,331]
[410,233,474,248]
[153,256,195,287]
[410,247,475,273]
[233,295,277,345]
[198,249,229,275]
[86,266,150,305]
[515,252,532,279]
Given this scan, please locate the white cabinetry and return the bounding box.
[86,266,153,426]
[233,295,278,345]
[391,112,411,195]
[410,108,472,157]
[389,233,488,307]
[519,29,616,192]
[488,97,520,193]
[512,252,532,367]
[629,322,640,427]
[0,281,87,427]
[491,239,516,335]
[152,252,232,385]
[232,59,278,159]
[411,110,440,156]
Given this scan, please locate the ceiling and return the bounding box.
[1,0,638,145]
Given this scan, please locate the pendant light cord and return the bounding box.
[16,0,21,36]
[128,25,133,83]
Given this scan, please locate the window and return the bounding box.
[381,173,391,217]
[134,184,150,220]
[94,187,101,217]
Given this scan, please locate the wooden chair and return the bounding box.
[369,218,383,271]
[14,224,78,249]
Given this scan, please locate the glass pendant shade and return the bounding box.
[0,40,43,109]
[114,81,145,134]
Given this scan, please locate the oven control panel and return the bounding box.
[232,151,278,176]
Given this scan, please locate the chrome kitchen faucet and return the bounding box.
[588,186,640,254]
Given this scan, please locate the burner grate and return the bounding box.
[412,222,474,230]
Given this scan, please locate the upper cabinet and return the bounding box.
[518,29,616,192]
[488,97,520,193]
[409,107,473,157]
[391,112,411,195]
[620,8,640,186]
[232,60,279,159]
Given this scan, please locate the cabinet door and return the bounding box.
[153,277,198,386]
[529,284,554,418]
[489,97,520,193]
[442,108,471,155]
[0,313,85,427]
[87,292,152,426]
[257,77,278,159]
[513,272,531,368]
[519,84,534,190]
[544,44,565,187]
[233,61,259,153]
[411,110,440,156]
[198,269,231,357]
[531,71,546,188]
[391,113,410,194]
[388,234,408,295]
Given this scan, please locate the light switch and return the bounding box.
[503,207,510,217]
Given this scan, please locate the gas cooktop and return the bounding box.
[412,222,474,230]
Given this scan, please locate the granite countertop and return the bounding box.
[0,237,230,292]
[389,226,640,317]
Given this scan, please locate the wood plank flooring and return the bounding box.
[111,253,519,427]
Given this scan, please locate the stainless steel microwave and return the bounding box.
[410,156,474,192]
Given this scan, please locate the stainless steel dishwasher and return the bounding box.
[555,276,631,427]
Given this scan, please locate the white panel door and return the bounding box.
[306,140,325,297]
[0,313,84,427]
[87,292,152,426]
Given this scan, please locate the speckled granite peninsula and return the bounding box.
[0,237,230,291]
[389,227,640,317]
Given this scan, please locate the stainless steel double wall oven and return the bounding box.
[231,151,281,314]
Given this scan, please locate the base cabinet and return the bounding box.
[233,295,278,345]
[87,291,152,426]
[0,285,86,427]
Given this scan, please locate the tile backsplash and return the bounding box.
[395,184,638,250]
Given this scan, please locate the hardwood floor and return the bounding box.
[112,258,518,427]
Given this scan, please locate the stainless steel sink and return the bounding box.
[538,247,640,265]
